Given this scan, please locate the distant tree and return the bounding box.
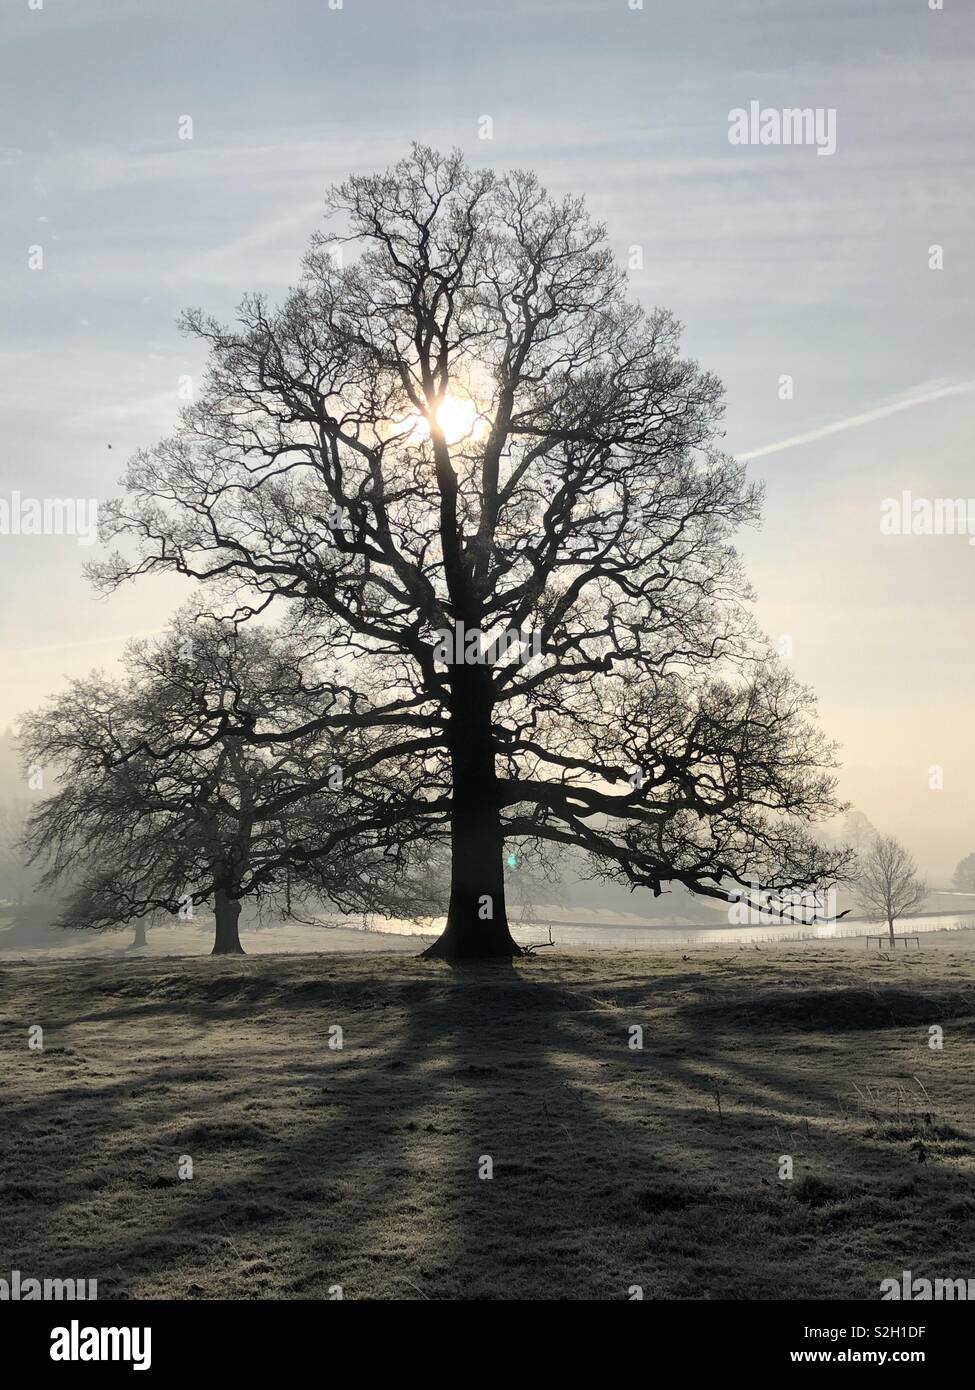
[952,852,975,894]
[854,835,927,946]
[20,620,430,954]
[842,809,878,855]
[502,845,568,930]
[94,144,849,958]
[0,800,31,908]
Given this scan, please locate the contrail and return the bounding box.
[736,379,975,462]
[1,629,166,658]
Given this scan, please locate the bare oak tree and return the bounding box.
[93,145,848,959]
[855,834,926,946]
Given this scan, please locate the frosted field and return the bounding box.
[2,945,973,1300]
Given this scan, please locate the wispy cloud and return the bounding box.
[0,630,166,659]
[736,380,975,462]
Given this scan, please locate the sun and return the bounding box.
[432,395,481,444]
[386,389,490,448]
[399,393,488,446]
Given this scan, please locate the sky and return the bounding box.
[0,0,972,879]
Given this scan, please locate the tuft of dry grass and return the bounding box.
[1,947,973,1300]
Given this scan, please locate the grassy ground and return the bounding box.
[1,946,974,1300]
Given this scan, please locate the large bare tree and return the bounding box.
[93,145,847,959]
[854,834,926,946]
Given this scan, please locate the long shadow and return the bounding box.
[3,953,973,1299]
[2,963,459,1298]
[425,963,975,1297]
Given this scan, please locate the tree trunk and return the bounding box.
[423,666,520,961]
[212,887,245,955]
[131,921,147,949]
[887,917,895,947]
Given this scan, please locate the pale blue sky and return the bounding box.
[1,0,973,875]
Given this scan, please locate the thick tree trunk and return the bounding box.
[212,887,245,955]
[887,917,895,947]
[130,921,147,949]
[423,666,520,961]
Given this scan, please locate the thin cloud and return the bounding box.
[2,630,165,659]
[736,380,975,462]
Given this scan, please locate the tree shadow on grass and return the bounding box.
[2,954,973,1299]
[415,964,975,1297]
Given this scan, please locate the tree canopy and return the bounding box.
[953,852,975,894]
[21,618,432,953]
[91,145,848,958]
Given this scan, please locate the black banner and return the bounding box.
[1,1299,969,1374]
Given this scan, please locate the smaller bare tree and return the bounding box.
[855,834,926,946]
[20,619,434,955]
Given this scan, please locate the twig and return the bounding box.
[215,1220,244,1262]
[522,926,556,956]
[912,1075,932,1104]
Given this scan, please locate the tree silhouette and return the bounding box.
[855,834,927,946]
[94,145,847,959]
[953,852,975,894]
[0,800,32,909]
[842,809,878,855]
[21,619,428,953]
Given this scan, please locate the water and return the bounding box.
[367,911,975,950]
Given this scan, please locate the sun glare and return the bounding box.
[432,395,481,444]
[395,393,487,447]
